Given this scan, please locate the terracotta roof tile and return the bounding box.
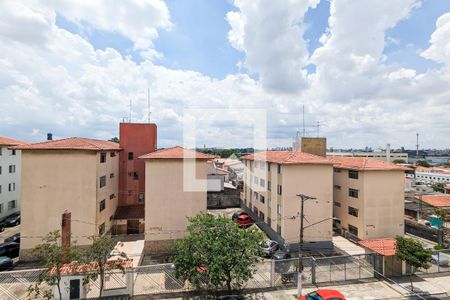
[241,151,332,165]
[11,137,121,151]
[0,137,27,146]
[416,195,450,207]
[139,146,212,160]
[359,238,396,256]
[328,156,407,171]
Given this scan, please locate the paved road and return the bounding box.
[0,224,20,243]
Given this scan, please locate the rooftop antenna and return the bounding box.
[315,120,325,137]
[129,99,132,123]
[416,133,419,162]
[302,104,306,137]
[147,87,151,123]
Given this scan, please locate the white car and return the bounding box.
[431,252,448,267]
[261,240,279,257]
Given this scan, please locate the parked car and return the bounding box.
[0,221,5,232]
[231,211,246,221]
[0,242,20,258]
[262,239,279,257]
[4,233,20,244]
[272,250,292,274]
[431,252,449,267]
[235,213,254,228]
[299,289,346,300]
[0,256,13,271]
[4,213,20,227]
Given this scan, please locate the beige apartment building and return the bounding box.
[140,146,210,254]
[329,157,405,240]
[13,138,120,259]
[241,151,334,249]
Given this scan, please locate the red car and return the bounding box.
[235,213,255,227]
[299,289,345,300]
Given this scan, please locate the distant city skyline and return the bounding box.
[1,1,450,149]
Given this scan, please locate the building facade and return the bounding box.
[329,157,405,240]
[14,138,121,259]
[0,137,26,220]
[141,146,210,254]
[327,144,408,163]
[241,151,334,249]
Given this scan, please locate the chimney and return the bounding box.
[47,133,53,141]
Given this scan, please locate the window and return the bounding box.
[333,185,341,190]
[8,200,16,210]
[138,193,145,202]
[100,152,106,163]
[277,204,282,215]
[334,168,342,173]
[333,201,341,207]
[254,176,258,184]
[109,194,115,200]
[99,176,106,188]
[348,170,359,179]
[99,223,105,235]
[253,206,259,216]
[8,165,15,173]
[260,178,265,187]
[99,199,106,212]
[128,152,134,160]
[348,206,359,217]
[253,191,258,199]
[348,188,359,198]
[259,211,265,221]
[11,149,16,156]
[260,195,265,204]
[277,224,281,234]
[110,152,116,157]
[8,183,15,192]
[277,164,282,174]
[348,224,358,236]
[267,217,272,227]
[133,172,139,180]
[268,163,271,171]
[277,184,282,195]
[110,173,114,179]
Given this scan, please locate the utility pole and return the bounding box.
[296,194,316,298]
[416,133,419,163]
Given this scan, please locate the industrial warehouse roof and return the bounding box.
[0,137,27,146]
[328,156,407,171]
[139,146,212,160]
[359,238,396,256]
[241,151,333,165]
[416,195,450,207]
[11,137,121,151]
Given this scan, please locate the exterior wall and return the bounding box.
[241,160,333,248]
[415,171,450,184]
[119,123,157,206]
[20,150,119,258]
[144,159,207,254]
[300,138,327,157]
[333,169,404,240]
[327,152,408,163]
[0,146,21,219]
[96,151,120,234]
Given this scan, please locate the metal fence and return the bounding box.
[415,249,450,274]
[0,253,378,299]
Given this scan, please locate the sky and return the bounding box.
[0,0,449,150]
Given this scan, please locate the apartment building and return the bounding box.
[329,157,405,240]
[140,146,210,254]
[0,137,26,220]
[13,138,121,259]
[241,151,334,249]
[327,144,408,163]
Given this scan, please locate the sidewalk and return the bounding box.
[386,273,450,299]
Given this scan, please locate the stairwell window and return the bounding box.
[99,176,106,188]
[348,206,359,217]
[348,170,359,179]
[348,224,358,236]
[99,199,106,212]
[128,152,134,160]
[348,188,359,198]
[277,164,282,174]
[100,152,106,163]
[277,184,282,195]
[260,195,265,204]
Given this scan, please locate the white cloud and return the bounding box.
[421,12,450,66]
[226,0,319,93]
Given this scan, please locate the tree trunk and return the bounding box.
[99,265,104,297]
[410,273,414,291]
[57,272,62,300]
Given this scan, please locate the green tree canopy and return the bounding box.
[172,213,265,293]
[395,236,432,291]
[28,231,80,300]
[430,182,445,193]
[416,160,431,167]
[392,159,406,164]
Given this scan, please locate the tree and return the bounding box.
[109,137,119,143]
[430,182,445,193]
[392,159,406,164]
[395,236,432,291]
[434,208,448,222]
[172,214,265,293]
[81,234,127,297]
[28,231,80,300]
[416,160,430,167]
